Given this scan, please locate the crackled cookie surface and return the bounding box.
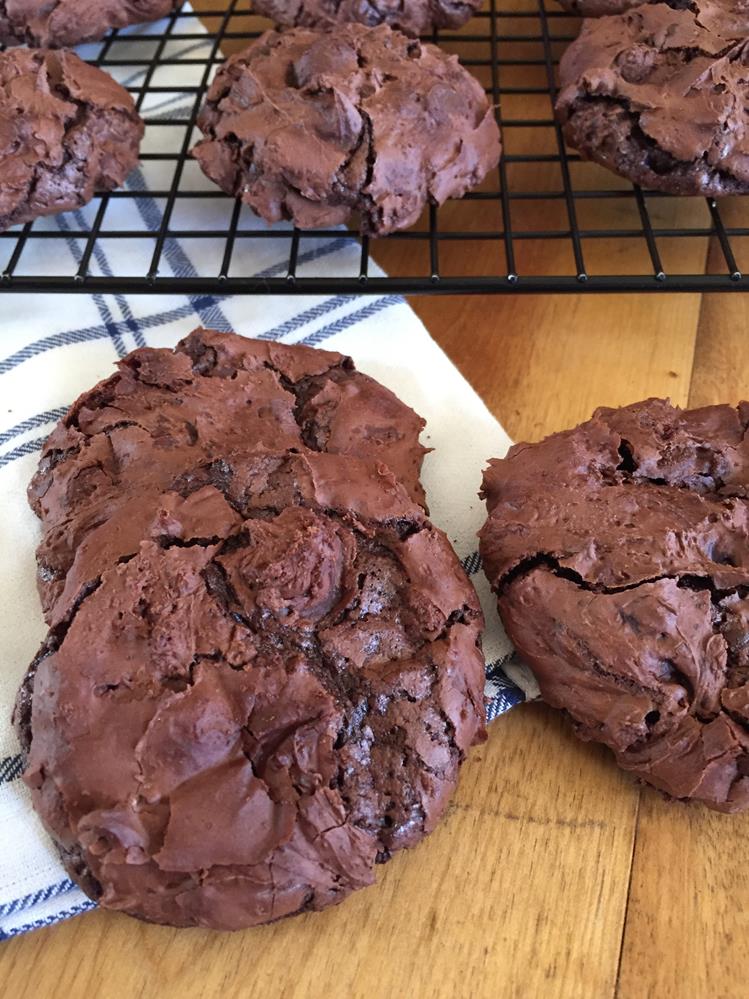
[0,48,142,230]
[29,328,428,625]
[480,398,749,812]
[250,0,482,39]
[0,0,178,48]
[556,0,749,195]
[16,449,486,930]
[192,24,501,235]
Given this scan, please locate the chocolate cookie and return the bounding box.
[15,448,486,930]
[555,1,749,196]
[0,48,142,231]
[192,24,501,235]
[0,0,177,48]
[250,0,482,38]
[479,398,749,813]
[29,328,427,625]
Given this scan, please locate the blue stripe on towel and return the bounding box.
[0,879,78,920]
[299,296,402,347]
[1,900,97,941]
[0,408,68,448]
[0,754,23,785]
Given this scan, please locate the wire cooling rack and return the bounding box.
[2,0,749,295]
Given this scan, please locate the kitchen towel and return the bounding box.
[0,9,536,941]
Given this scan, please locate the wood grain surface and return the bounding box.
[2,3,749,996]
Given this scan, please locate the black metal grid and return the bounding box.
[2,0,749,295]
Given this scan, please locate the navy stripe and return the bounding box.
[0,879,77,920]
[1,899,96,941]
[0,298,211,375]
[257,295,352,342]
[299,295,403,347]
[485,652,516,679]
[484,653,526,721]
[55,215,127,358]
[0,407,67,448]
[0,754,23,784]
[486,686,524,722]
[68,208,146,354]
[108,296,147,352]
[127,168,233,334]
[0,435,46,470]
[0,326,117,375]
[461,551,482,577]
[65,218,126,356]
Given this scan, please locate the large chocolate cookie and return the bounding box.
[479,398,749,812]
[0,48,142,231]
[250,0,482,39]
[0,0,177,48]
[29,328,427,625]
[555,1,749,196]
[192,24,501,235]
[15,449,486,930]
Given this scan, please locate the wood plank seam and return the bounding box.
[613,792,641,999]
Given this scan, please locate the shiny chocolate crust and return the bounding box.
[479,398,749,812]
[192,24,501,236]
[15,449,486,930]
[0,0,178,48]
[249,0,481,38]
[28,328,428,625]
[0,48,142,231]
[555,1,749,196]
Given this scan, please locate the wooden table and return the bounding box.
[2,7,749,997]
